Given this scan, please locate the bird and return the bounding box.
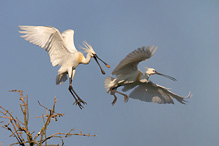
[104,46,191,105]
[19,25,110,109]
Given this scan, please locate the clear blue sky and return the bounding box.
[1,0,219,146]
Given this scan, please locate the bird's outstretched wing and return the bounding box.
[129,81,191,104]
[61,29,77,53]
[19,26,77,67]
[112,46,157,76]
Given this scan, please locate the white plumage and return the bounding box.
[105,46,191,105]
[127,81,191,104]
[19,26,77,67]
[19,25,110,109]
[112,45,157,76]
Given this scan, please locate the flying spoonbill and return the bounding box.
[105,46,191,105]
[19,25,110,109]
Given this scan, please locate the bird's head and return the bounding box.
[80,41,96,56]
[145,67,176,81]
[145,67,156,76]
[80,41,110,74]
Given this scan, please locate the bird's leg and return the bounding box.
[68,69,87,109]
[110,86,129,104]
[68,86,83,109]
[110,90,118,105]
[68,79,83,109]
[114,90,129,103]
[70,87,87,105]
[68,76,85,109]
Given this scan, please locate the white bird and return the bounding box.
[19,25,110,109]
[105,46,191,105]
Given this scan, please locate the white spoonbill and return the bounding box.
[19,25,110,109]
[105,46,191,105]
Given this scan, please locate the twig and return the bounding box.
[1,90,96,146]
[0,106,23,144]
[40,129,96,144]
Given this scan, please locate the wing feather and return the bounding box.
[112,46,157,76]
[19,26,76,66]
[61,29,77,53]
[122,82,139,92]
[129,81,191,104]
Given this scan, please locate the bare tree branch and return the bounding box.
[0,90,96,146]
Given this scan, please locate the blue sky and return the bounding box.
[0,0,219,146]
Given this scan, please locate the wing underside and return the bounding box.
[19,26,76,67]
[128,81,191,104]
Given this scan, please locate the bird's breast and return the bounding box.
[77,52,84,63]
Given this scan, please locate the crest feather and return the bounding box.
[80,41,94,53]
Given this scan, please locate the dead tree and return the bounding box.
[0,90,95,146]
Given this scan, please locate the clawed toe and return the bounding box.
[78,98,87,105]
[73,100,84,109]
[69,85,87,109]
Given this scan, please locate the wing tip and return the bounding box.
[187,91,192,98]
[150,45,157,56]
[178,91,192,104]
[18,25,30,30]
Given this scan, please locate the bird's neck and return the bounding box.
[136,71,149,82]
[138,73,149,82]
[144,73,150,80]
[81,53,92,64]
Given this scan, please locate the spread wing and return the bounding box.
[129,81,191,104]
[19,25,77,66]
[112,46,157,76]
[61,29,77,53]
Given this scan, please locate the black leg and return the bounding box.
[68,86,83,109]
[70,87,87,105]
[68,76,86,109]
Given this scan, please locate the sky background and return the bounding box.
[0,0,219,146]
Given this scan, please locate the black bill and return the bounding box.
[93,54,110,75]
[155,71,177,81]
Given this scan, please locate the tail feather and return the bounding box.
[104,77,115,93]
[56,73,67,85]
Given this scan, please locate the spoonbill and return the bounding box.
[19,25,110,109]
[105,46,191,105]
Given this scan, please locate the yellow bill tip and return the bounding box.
[106,64,110,68]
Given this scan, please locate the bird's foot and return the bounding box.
[111,96,117,105]
[78,97,87,105]
[73,100,84,109]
